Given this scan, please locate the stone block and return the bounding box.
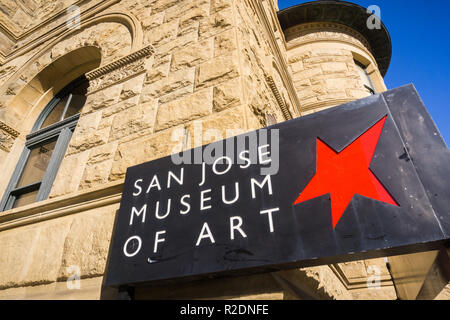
[435,284,450,300]
[142,11,165,29]
[300,96,318,108]
[21,220,73,286]
[101,95,140,118]
[213,77,241,112]
[195,54,239,89]
[164,0,209,22]
[185,105,247,147]
[86,141,119,165]
[171,37,214,71]
[142,67,196,101]
[304,56,351,65]
[120,73,146,100]
[146,54,172,83]
[211,0,232,13]
[297,85,326,100]
[68,112,102,152]
[294,78,311,88]
[317,91,348,101]
[199,8,233,39]
[290,60,304,73]
[68,127,110,156]
[110,126,185,180]
[0,217,77,289]
[325,78,358,90]
[80,142,119,189]
[288,51,311,62]
[339,261,368,279]
[109,100,157,141]
[276,266,352,300]
[159,84,195,105]
[80,160,114,189]
[0,227,40,288]
[310,77,325,86]
[0,277,104,300]
[49,150,91,198]
[155,88,213,131]
[296,67,322,81]
[364,258,391,276]
[179,6,209,30]
[155,28,199,54]
[214,28,237,57]
[57,205,118,279]
[310,48,344,57]
[83,83,122,113]
[321,62,348,74]
[347,88,371,99]
[146,20,179,47]
[151,0,184,14]
[179,21,200,38]
[350,286,397,300]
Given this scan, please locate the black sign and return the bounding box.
[105,85,450,287]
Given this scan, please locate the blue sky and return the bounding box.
[278,0,450,145]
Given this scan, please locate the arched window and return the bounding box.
[354,60,376,95]
[0,76,89,211]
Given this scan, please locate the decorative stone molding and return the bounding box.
[86,45,154,94]
[0,120,20,152]
[265,75,293,120]
[250,0,302,117]
[285,22,372,53]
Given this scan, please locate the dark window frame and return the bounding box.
[354,60,376,95]
[0,77,87,211]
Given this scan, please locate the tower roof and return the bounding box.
[278,0,392,76]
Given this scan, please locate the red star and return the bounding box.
[293,116,399,229]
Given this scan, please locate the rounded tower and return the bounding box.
[278,0,392,115]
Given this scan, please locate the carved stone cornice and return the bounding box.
[86,45,154,94]
[265,75,292,120]
[0,120,20,152]
[285,22,372,53]
[250,0,301,117]
[278,1,392,76]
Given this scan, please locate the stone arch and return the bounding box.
[0,45,103,198]
[15,19,135,91]
[45,10,143,67]
[0,11,142,121]
[2,46,102,133]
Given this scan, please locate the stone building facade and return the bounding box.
[0,0,416,299]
